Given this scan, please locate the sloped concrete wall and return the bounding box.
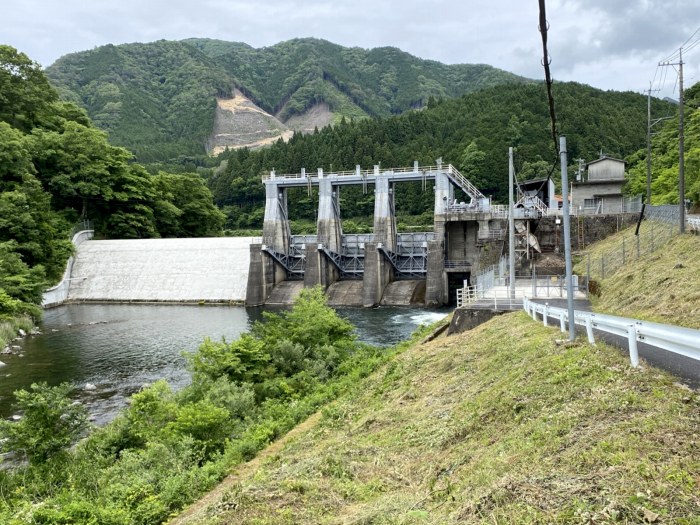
[43,230,94,308]
[68,237,256,303]
[326,281,364,307]
[380,280,426,306]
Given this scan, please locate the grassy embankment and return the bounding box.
[574,224,700,329]
[173,311,699,520]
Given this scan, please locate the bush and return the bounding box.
[0,382,87,464]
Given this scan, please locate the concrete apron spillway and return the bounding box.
[65,237,257,304]
[58,236,430,307]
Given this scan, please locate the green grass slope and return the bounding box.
[575,226,700,329]
[174,313,699,524]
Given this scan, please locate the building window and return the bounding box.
[583,198,602,209]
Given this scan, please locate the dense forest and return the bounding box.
[0,45,224,322]
[209,82,673,230]
[627,82,700,205]
[46,38,528,161]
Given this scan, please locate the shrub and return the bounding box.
[0,382,87,464]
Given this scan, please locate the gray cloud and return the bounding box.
[2,0,698,96]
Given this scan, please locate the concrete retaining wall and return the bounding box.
[67,237,255,303]
[537,214,638,252]
[42,230,95,308]
[447,308,506,335]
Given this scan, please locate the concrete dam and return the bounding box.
[50,237,256,304]
[45,162,549,307]
[246,161,524,307]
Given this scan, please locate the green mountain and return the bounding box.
[209,81,674,230]
[46,40,234,162]
[46,38,529,162]
[627,81,700,205]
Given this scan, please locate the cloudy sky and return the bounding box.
[3,0,699,99]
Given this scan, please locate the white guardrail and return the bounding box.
[523,298,700,368]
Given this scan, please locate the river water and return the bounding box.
[0,304,448,425]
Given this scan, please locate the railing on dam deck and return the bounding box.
[261,164,485,199]
[262,164,444,181]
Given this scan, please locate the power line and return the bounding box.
[681,27,700,48]
[537,0,559,158]
[659,27,700,63]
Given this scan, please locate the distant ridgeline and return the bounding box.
[209,82,675,230]
[45,38,530,161]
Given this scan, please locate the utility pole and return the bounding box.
[646,82,652,205]
[679,48,685,233]
[659,48,686,233]
[645,83,672,205]
[508,147,515,300]
[560,136,575,341]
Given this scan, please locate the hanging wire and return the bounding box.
[538,0,559,159]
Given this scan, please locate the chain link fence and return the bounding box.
[583,206,679,282]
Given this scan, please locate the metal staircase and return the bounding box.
[261,246,306,277]
[444,165,485,202]
[318,246,364,278]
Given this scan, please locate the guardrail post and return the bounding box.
[543,303,548,327]
[559,311,566,333]
[585,317,596,345]
[627,324,639,367]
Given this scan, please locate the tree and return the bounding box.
[0,45,57,131]
[152,172,224,237]
[459,140,487,189]
[0,382,88,464]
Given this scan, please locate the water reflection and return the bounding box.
[1,304,447,425]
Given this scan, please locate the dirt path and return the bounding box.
[168,411,323,525]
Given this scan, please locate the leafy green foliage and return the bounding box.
[0,45,57,132]
[0,382,87,464]
[47,41,232,163]
[47,38,528,161]
[0,45,225,321]
[627,81,700,205]
[187,335,269,384]
[0,286,391,525]
[151,172,225,236]
[0,242,46,315]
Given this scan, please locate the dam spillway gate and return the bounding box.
[246,162,518,307]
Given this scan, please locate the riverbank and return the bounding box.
[171,311,699,524]
[0,316,34,355]
[0,291,450,524]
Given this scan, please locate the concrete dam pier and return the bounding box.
[247,162,512,307]
[65,237,256,303]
